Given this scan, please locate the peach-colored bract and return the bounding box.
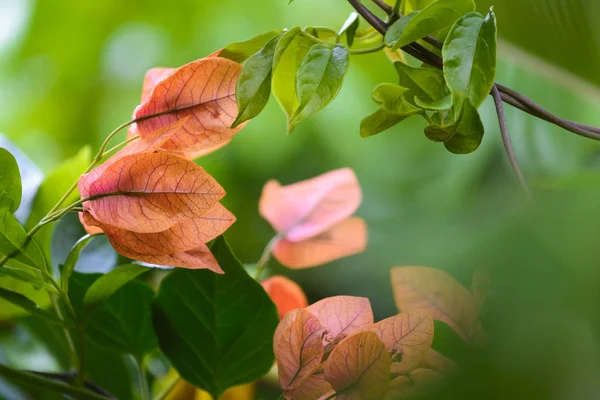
[261,276,308,318]
[259,168,367,269]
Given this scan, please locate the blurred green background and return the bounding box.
[1,0,600,398]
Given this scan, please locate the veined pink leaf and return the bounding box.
[285,373,333,400]
[362,310,434,374]
[324,331,391,400]
[274,309,326,393]
[272,217,367,269]
[79,151,225,233]
[132,57,245,154]
[307,296,373,342]
[259,168,362,242]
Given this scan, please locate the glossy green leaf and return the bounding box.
[388,0,476,50]
[304,27,338,44]
[443,10,497,109]
[152,236,279,399]
[425,100,484,154]
[415,94,452,110]
[372,83,422,115]
[232,33,283,128]
[219,30,284,63]
[394,62,448,104]
[83,264,149,317]
[339,12,360,46]
[59,234,94,293]
[385,12,417,49]
[0,148,21,213]
[69,272,157,357]
[272,27,313,131]
[431,320,472,364]
[0,208,46,270]
[402,0,438,14]
[360,108,407,138]
[0,287,58,323]
[26,147,91,262]
[291,44,349,125]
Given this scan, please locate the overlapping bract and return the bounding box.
[261,275,308,318]
[259,168,367,268]
[77,51,247,271]
[273,296,434,399]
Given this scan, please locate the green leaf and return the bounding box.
[339,12,360,46]
[394,62,449,104]
[272,27,314,132]
[0,148,21,213]
[232,33,283,128]
[69,272,157,357]
[387,0,476,50]
[372,83,422,115]
[304,27,339,44]
[26,147,91,263]
[424,100,484,153]
[60,234,94,293]
[415,93,452,110]
[360,108,408,138]
[0,264,55,320]
[401,0,438,14]
[291,44,350,125]
[443,9,497,109]
[219,30,284,63]
[83,264,149,317]
[152,236,279,399]
[0,208,46,269]
[0,287,58,323]
[431,320,472,364]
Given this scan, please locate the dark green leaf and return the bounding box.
[443,9,497,109]
[360,108,408,138]
[272,27,314,132]
[219,30,284,63]
[291,44,349,125]
[60,234,94,293]
[387,0,476,50]
[0,208,46,270]
[232,33,283,128]
[0,287,58,323]
[0,265,54,319]
[152,236,279,399]
[394,62,448,103]
[424,100,484,153]
[339,12,360,46]
[83,264,149,316]
[431,320,472,364]
[69,272,157,357]
[26,147,91,263]
[0,148,21,213]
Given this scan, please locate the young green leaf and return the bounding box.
[0,148,21,213]
[82,264,149,317]
[0,208,46,270]
[372,84,422,115]
[26,147,91,262]
[304,27,339,44]
[272,28,313,131]
[394,62,449,104]
[232,33,283,128]
[59,234,94,292]
[0,287,58,323]
[152,236,279,400]
[387,0,476,50]
[219,30,284,63]
[429,100,484,154]
[443,9,497,109]
[69,272,157,357]
[339,12,360,46]
[415,93,452,111]
[402,0,438,14]
[291,44,350,126]
[360,108,408,138]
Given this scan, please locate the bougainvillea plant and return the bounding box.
[0,0,597,399]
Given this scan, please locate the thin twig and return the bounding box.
[491,85,532,198]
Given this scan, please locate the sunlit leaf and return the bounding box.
[0,148,21,213]
[339,12,360,46]
[259,168,361,242]
[360,108,407,138]
[387,0,476,50]
[0,287,58,323]
[443,10,497,109]
[372,84,422,116]
[324,331,391,400]
[233,33,283,127]
[401,0,438,14]
[307,295,373,341]
[362,310,434,374]
[59,234,94,292]
[274,308,326,395]
[153,236,278,399]
[0,209,46,270]
[261,275,308,318]
[219,30,284,63]
[291,44,349,126]
[273,217,367,268]
[390,266,478,342]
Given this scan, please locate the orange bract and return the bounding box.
[261,276,308,318]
